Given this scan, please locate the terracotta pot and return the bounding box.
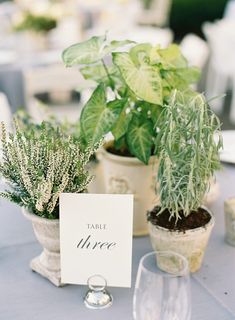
[224,198,235,246]
[100,147,158,236]
[148,207,215,272]
[22,209,63,287]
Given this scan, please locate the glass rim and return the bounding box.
[139,250,189,276]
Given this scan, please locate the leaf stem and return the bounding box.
[101,58,115,91]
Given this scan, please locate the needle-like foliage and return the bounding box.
[0,120,100,219]
[155,90,223,221]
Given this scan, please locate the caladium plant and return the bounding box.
[62,35,200,164]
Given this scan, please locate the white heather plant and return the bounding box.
[0,120,100,219]
[154,90,222,222]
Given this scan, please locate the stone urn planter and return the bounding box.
[224,198,235,246]
[22,209,62,287]
[100,146,158,236]
[148,207,215,272]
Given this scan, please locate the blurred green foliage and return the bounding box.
[142,0,153,9]
[14,12,57,33]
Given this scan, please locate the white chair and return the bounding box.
[87,26,173,48]
[79,0,140,33]
[115,26,173,48]
[24,64,87,99]
[224,0,235,19]
[24,60,92,123]
[203,20,235,121]
[180,34,209,69]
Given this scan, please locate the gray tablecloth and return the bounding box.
[0,164,235,320]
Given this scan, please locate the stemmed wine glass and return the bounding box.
[133,251,191,320]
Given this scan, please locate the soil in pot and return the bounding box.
[107,146,156,159]
[147,206,211,231]
[107,146,134,157]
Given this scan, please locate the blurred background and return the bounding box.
[0,0,234,129]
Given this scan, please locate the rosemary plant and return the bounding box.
[155,90,222,222]
[0,120,100,219]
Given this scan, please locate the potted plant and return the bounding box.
[147,90,222,272]
[14,108,104,194]
[224,198,235,246]
[62,35,200,236]
[0,119,99,286]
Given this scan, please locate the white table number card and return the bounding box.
[60,193,134,288]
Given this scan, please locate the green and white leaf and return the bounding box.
[162,68,199,91]
[113,52,163,105]
[126,115,154,164]
[62,35,106,66]
[103,39,135,55]
[175,67,201,84]
[129,43,152,66]
[111,101,132,140]
[158,44,187,68]
[136,101,162,125]
[114,135,127,151]
[80,64,107,80]
[80,84,125,144]
[149,45,162,65]
[80,64,119,84]
[62,36,134,67]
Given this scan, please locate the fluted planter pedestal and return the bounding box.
[22,209,63,287]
